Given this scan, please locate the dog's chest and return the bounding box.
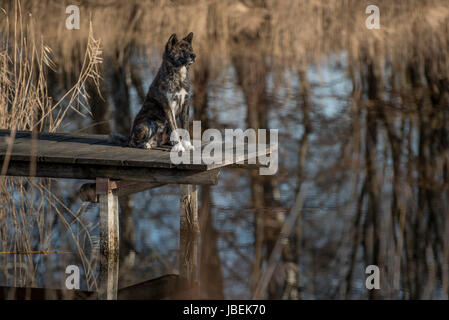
[169,88,188,114]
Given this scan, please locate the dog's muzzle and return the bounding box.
[188,54,196,64]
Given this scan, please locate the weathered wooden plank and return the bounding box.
[116,140,276,170]
[0,137,204,169]
[0,130,275,171]
[0,132,108,158]
[97,178,119,300]
[3,160,220,184]
[179,185,200,286]
[0,139,109,164]
[114,181,164,198]
[202,141,277,170]
[117,274,199,299]
[227,162,269,169]
[79,181,164,203]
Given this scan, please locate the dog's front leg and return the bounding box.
[179,102,194,151]
[164,103,185,152]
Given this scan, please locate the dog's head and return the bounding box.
[164,32,196,67]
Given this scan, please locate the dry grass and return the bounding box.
[0,0,101,291]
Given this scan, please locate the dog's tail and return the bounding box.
[108,132,129,146]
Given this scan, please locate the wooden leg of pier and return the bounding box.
[97,178,120,300]
[179,185,200,297]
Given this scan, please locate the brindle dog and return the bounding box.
[109,32,196,152]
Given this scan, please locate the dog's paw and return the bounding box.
[172,143,185,153]
[182,140,195,151]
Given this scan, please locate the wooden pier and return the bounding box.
[0,129,275,299]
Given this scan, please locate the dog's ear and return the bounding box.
[166,33,178,50]
[183,32,193,44]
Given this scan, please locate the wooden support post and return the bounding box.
[179,185,200,296]
[97,178,119,300]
